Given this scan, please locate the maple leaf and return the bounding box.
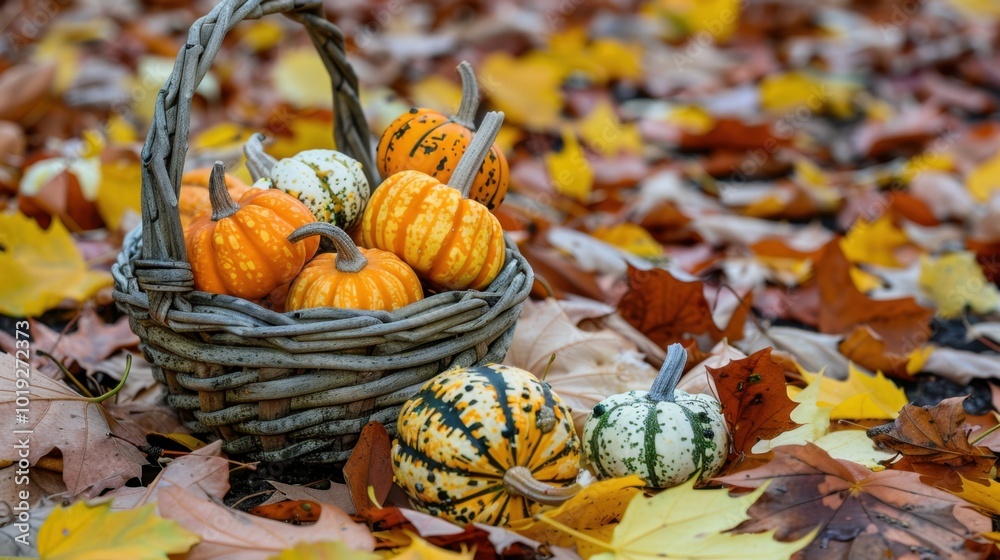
[388,533,475,560]
[918,251,1000,318]
[577,101,643,156]
[967,148,1000,201]
[797,364,908,420]
[107,440,229,510]
[343,421,394,517]
[816,239,934,354]
[0,352,146,496]
[546,127,594,202]
[157,485,374,559]
[839,214,908,267]
[706,348,799,459]
[97,153,142,232]
[536,475,814,560]
[0,213,112,316]
[867,397,996,483]
[480,52,564,129]
[617,266,714,347]
[37,501,199,560]
[268,540,379,560]
[716,444,992,560]
[837,326,914,379]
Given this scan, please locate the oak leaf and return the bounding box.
[716,444,992,560]
[37,501,198,560]
[867,397,996,483]
[707,348,799,458]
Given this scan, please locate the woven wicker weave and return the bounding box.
[112,0,532,464]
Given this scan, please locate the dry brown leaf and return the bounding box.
[0,352,146,497]
[108,440,229,510]
[0,63,56,124]
[157,485,374,560]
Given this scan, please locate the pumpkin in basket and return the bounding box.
[376,61,508,210]
[392,363,582,526]
[361,112,507,291]
[184,162,318,300]
[179,167,251,229]
[285,222,423,312]
[244,133,369,230]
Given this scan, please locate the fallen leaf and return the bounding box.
[617,266,714,347]
[967,148,1000,202]
[108,440,229,509]
[96,154,142,232]
[918,251,1000,318]
[388,533,475,559]
[251,501,322,523]
[717,444,992,560]
[797,364,908,420]
[268,540,380,560]
[343,421,394,517]
[816,240,934,354]
[839,214,908,267]
[813,429,897,469]
[649,0,742,42]
[837,326,913,379]
[480,52,563,129]
[0,213,112,316]
[565,475,814,560]
[590,224,663,259]
[759,72,858,118]
[37,500,198,560]
[707,348,799,459]
[263,480,355,516]
[508,475,646,549]
[577,101,643,156]
[867,397,995,483]
[157,485,374,559]
[546,127,594,202]
[0,352,146,496]
[952,477,1000,517]
[752,372,830,453]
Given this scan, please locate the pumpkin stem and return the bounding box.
[448,111,504,198]
[209,161,241,221]
[244,132,278,183]
[648,343,687,403]
[502,466,581,506]
[452,61,480,130]
[287,222,367,273]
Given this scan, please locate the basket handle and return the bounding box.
[136,0,379,323]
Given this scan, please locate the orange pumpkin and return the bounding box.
[184,162,318,300]
[179,168,250,229]
[285,222,423,312]
[361,112,507,292]
[376,61,508,211]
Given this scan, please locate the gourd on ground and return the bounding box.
[184,161,318,300]
[392,364,582,526]
[361,112,508,292]
[583,343,729,487]
[376,61,508,210]
[244,133,369,230]
[284,222,423,312]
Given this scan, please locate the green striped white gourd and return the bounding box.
[244,133,369,230]
[583,343,728,487]
[392,364,582,526]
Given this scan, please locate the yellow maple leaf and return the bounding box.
[577,101,643,156]
[96,157,142,232]
[967,149,1000,202]
[648,0,742,42]
[409,74,463,117]
[953,477,1000,516]
[105,114,138,145]
[238,20,286,53]
[537,477,814,560]
[508,475,646,548]
[839,214,908,267]
[666,105,715,134]
[792,159,841,211]
[760,72,859,118]
[387,534,474,560]
[272,48,333,109]
[901,151,955,183]
[480,52,564,129]
[190,122,255,152]
[591,224,663,258]
[587,38,644,82]
[798,364,907,420]
[0,213,112,317]
[548,29,644,84]
[546,127,593,202]
[919,252,1000,319]
[37,501,199,560]
[268,540,379,560]
[813,430,894,470]
[268,117,337,161]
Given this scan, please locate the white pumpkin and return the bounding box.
[244,133,370,230]
[583,343,729,488]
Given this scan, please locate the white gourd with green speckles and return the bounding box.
[583,344,728,488]
[257,149,370,230]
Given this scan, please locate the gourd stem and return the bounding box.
[502,466,580,506]
[452,61,479,130]
[287,222,367,273]
[209,161,241,221]
[448,111,504,198]
[244,132,278,183]
[648,343,687,404]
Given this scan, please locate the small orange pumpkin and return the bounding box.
[362,112,507,292]
[179,168,251,229]
[285,222,423,312]
[376,61,508,211]
[184,162,318,300]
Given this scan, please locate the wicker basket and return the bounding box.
[112,0,532,464]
